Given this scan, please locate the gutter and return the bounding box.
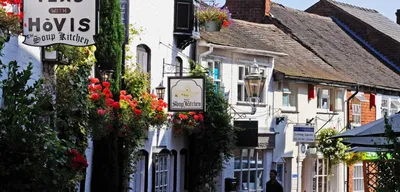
[198,42,288,57]
[198,44,214,65]
[346,86,358,130]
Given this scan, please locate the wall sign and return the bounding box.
[23,0,98,46]
[168,77,205,112]
[293,125,315,143]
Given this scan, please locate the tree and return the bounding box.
[90,0,125,190]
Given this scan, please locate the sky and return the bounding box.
[215,0,400,22]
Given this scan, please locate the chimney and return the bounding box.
[396,9,400,24]
[265,0,271,16]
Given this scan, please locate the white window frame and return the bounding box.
[317,88,331,110]
[237,65,249,102]
[276,163,285,186]
[208,59,222,82]
[335,89,344,111]
[380,98,400,117]
[137,46,149,73]
[352,101,362,126]
[353,163,365,192]
[313,158,329,192]
[130,155,146,192]
[154,154,169,191]
[234,149,264,192]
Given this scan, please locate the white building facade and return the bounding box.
[272,79,347,192]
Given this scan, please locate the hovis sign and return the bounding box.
[23,0,98,46]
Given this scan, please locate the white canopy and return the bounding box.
[341,136,400,146]
[332,113,400,138]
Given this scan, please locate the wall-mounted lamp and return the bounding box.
[235,59,267,116]
[155,83,166,100]
[100,70,114,82]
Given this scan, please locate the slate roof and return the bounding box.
[200,20,352,83]
[324,0,400,43]
[268,2,400,89]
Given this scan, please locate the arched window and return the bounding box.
[175,56,183,76]
[136,44,151,73]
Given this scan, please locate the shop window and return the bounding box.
[390,100,400,115]
[276,163,284,185]
[234,149,264,191]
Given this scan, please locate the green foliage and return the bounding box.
[316,128,348,174]
[95,0,125,94]
[56,64,92,152]
[122,65,149,99]
[188,62,237,191]
[0,61,86,191]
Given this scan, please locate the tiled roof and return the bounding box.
[325,0,400,43]
[200,20,352,83]
[269,2,400,89]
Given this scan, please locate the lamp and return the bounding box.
[100,70,114,82]
[244,59,266,106]
[155,83,166,100]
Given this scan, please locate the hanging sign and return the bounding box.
[168,77,205,112]
[293,125,315,143]
[23,0,98,46]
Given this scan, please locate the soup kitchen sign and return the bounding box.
[23,0,98,47]
[168,77,205,112]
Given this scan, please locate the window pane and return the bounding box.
[214,61,220,80]
[283,94,289,107]
[249,149,256,168]
[257,151,263,168]
[239,67,244,80]
[208,62,213,77]
[277,164,283,183]
[234,150,241,169]
[234,171,241,189]
[242,170,249,190]
[257,170,263,190]
[238,84,243,101]
[249,170,256,190]
[242,149,249,168]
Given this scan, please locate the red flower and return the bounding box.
[102,88,111,95]
[94,84,102,90]
[193,115,199,121]
[112,102,120,109]
[120,95,126,100]
[91,93,100,100]
[223,20,229,27]
[106,98,114,106]
[134,109,142,115]
[97,109,106,115]
[120,90,127,95]
[125,95,132,100]
[198,113,204,122]
[156,106,163,112]
[89,77,99,84]
[189,112,196,116]
[102,81,110,88]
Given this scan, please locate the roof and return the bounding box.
[200,20,351,83]
[324,0,400,43]
[269,2,400,89]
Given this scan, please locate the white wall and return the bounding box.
[126,0,196,191]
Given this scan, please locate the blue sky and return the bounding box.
[215,0,400,22]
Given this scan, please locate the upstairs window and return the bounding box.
[317,88,331,110]
[381,98,389,117]
[282,81,296,108]
[174,0,194,34]
[136,45,151,73]
[352,100,362,126]
[208,60,222,88]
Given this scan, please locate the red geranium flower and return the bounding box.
[102,81,110,88]
[112,102,120,109]
[91,93,100,100]
[89,77,99,84]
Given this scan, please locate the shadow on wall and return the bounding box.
[0,36,42,104]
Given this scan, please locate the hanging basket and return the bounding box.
[204,21,221,32]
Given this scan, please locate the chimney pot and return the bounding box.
[396,9,400,24]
